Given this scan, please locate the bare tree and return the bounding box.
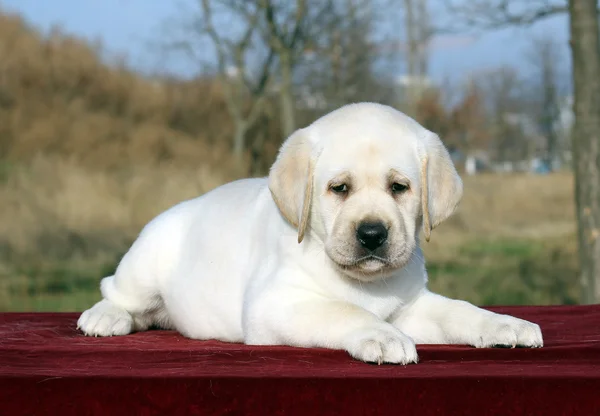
[169,0,275,161]
[443,0,571,30]
[416,0,431,77]
[449,80,490,156]
[403,0,432,114]
[257,0,337,137]
[298,0,389,109]
[166,0,351,165]
[404,0,418,98]
[526,36,562,171]
[326,0,374,105]
[443,0,600,303]
[472,67,530,163]
[569,0,600,303]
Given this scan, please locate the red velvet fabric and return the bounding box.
[1,305,599,415]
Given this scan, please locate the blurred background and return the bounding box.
[0,0,594,311]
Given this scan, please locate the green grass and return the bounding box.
[1,291,102,312]
[0,160,14,183]
[0,237,580,312]
[0,255,120,312]
[427,238,579,306]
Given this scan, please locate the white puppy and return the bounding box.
[78,103,543,364]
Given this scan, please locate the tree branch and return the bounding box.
[200,0,227,72]
[442,0,571,31]
[259,0,286,52]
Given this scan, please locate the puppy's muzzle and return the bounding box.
[356,221,388,251]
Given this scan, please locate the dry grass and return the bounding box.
[1,161,573,262]
[0,11,580,310]
[0,10,267,310]
[0,157,233,247]
[0,11,267,171]
[426,172,575,256]
[0,156,241,310]
[0,163,578,310]
[424,173,578,305]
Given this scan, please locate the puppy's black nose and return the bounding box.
[356,222,388,251]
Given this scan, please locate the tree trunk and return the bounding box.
[279,53,296,138]
[250,123,267,176]
[232,121,248,160]
[403,0,417,114]
[569,0,600,303]
[416,0,429,78]
[541,56,559,171]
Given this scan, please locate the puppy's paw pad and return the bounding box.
[77,300,133,337]
[346,326,418,365]
[476,316,543,348]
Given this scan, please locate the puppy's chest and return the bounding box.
[342,278,422,320]
[345,290,405,321]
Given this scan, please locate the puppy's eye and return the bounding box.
[391,182,409,194]
[330,184,349,194]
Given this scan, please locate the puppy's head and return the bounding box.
[269,103,462,281]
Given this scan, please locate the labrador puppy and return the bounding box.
[78,103,543,364]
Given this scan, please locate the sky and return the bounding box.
[0,0,572,86]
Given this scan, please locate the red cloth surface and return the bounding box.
[1,305,599,415]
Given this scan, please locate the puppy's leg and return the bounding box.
[78,240,168,337]
[392,290,543,348]
[245,298,418,364]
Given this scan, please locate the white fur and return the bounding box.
[78,103,543,364]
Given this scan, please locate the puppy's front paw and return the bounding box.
[475,314,543,348]
[77,299,134,337]
[345,325,418,365]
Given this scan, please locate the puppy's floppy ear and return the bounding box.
[268,128,315,243]
[420,132,463,242]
